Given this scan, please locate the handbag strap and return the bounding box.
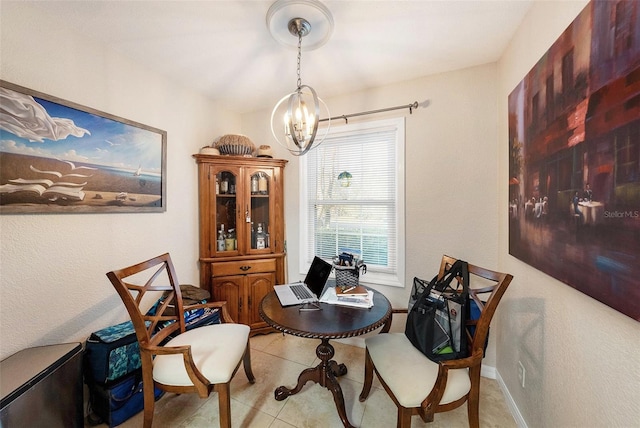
[409,260,470,312]
[408,276,438,312]
[434,260,469,295]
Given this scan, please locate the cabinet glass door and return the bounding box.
[248,168,272,252]
[215,169,239,254]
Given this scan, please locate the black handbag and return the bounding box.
[405,260,470,361]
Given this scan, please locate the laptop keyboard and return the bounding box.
[291,284,314,300]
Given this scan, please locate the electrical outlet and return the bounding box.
[517,361,526,388]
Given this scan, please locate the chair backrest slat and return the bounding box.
[106,253,187,347]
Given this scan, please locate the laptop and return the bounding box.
[274,256,333,306]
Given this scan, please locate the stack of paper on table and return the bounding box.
[335,285,368,296]
[320,287,374,308]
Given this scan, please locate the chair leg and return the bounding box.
[419,407,434,423]
[218,383,231,428]
[397,406,412,428]
[467,367,481,428]
[142,382,155,428]
[243,341,256,384]
[359,348,374,402]
[467,400,480,428]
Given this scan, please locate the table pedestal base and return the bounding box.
[274,338,354,428]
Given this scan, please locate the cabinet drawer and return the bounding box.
[212,259,276,276]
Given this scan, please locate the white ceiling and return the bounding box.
[20,0,533,114]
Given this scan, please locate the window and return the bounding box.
[531,92,540,133]
[299,117,405,288]
[546,74,555,125]
[616,124,639,185]
[562,49,574,105]
[614,0,633,57]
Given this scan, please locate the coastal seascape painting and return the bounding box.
[508,1,640,321]
[0,81,166,213]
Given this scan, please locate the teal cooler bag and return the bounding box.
[85,320,141,384]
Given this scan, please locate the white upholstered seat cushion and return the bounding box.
[365,333,471,408]
[153,323,250,386]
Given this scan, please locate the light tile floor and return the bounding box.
[94,332,516,427]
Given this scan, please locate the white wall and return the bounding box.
[3,2,639,426]
[242,63,501,364]
[0,2,241,359]
[497,1,640,427]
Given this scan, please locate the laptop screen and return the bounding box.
[304,256,333,297]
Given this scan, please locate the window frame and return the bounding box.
[298,117,405,288]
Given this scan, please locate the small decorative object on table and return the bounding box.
[333,251,366,288]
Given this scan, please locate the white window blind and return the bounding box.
[300,117,405,287]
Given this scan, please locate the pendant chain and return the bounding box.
[296,32,302,89]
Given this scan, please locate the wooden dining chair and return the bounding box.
[359,255,513,428]
[106,253,255,428]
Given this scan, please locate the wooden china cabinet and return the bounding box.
[194,154,287,334]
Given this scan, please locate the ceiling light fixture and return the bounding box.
[267,0,333,156]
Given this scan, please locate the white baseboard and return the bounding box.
[482,364,497,379]
[496,370,527,428]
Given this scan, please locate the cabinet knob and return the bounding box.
[240,265,251,271]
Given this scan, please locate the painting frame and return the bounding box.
[0,80,167,214]
[508,1,640,321]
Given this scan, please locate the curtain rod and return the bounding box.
[318,101,419,124]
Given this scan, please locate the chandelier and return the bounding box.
[268,1,333,156]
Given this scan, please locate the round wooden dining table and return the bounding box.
[259,287,392,428]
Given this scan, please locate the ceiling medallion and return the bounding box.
[266,0,334,51]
